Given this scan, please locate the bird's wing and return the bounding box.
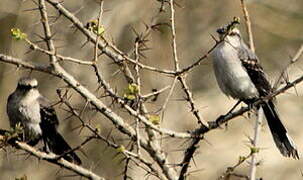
[38,96,59,130]
[236,42,299,158]
[38,95,82,164]
[237,45,272,96]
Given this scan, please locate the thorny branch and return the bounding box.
[240,0,255,53]
[1,39,303,180]
[239,1,260,179]
[0,132,105,180]
[0,0,302,179]
[178,42,303,180]
[56,91,166,180]
[218,150,254,180]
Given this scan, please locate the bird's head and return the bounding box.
[217,27,242,47]
[217,25,241,39]
[216,17,241,43]
[17,77,38,91]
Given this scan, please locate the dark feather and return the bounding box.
[39,97,82,164]
[236,43,272,97]
[262,101,299,159]
[236,42,299,159]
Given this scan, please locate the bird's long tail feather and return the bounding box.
[44,132,82,164]
[262,100,299,159]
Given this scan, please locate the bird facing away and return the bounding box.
[7,77,82,164]
[212,26,299,159]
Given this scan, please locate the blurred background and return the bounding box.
[0,0,303,179]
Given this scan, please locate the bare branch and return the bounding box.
[249,108,262,180]
[240,0,255,52]
[0,133,105,180]
[274,44,303,89]
[169,0,180,71]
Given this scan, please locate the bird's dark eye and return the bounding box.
[19,85,31,89]
[18,84,36,89]
[216,28,226,34]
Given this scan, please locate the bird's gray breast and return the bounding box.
[212,42,259,100]
[7,92,42,139]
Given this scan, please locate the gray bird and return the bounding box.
[212,26,299,159]
[7,77,82,164]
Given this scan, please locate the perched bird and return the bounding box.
[212,25,299,159]
[7,77,82,164]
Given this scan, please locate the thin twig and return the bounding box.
[169,0,180,71]
[0,134,105,180]
[179,69,303,179]
[58,96,165,179]
[239,2,258,179]
[159,77,177,114]
[249,108,262,180]
[134,39,142,156]
[2,51,303,137]
[274,44,303,89]
[240,0,255,52]
[178,136,201,180]
[26,39,94,65]
[218,151,254,179]
[1,52,303,179]
[93,0,104,63]
[141,85,171,100]
[38,0,57,65]
[178,76,208,127]
[177,40,220,74]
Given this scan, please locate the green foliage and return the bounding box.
[0,124,23,153]
[238,155,246,163]
[148,114,161,125]
[116,145,125,153]
[123,83,139,100]
[95,124,102,133]
[6,123,23,138]
[0,123,24,147]
[11,28,27,40]
[250,146,260,154]
[85,20,105,36]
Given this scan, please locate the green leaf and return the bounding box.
[148,115,161,125]
[116,145,125,153]
[11,28,27,40]
[123,83,139,100]
[123,94,136,100]
[128,83,139,94]
[95,26,105,36]
[250,146,260,154]
[95,124,102,133]
[85,20,105,36]
[238,156,246,163]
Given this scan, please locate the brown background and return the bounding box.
[0,0,303,179]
